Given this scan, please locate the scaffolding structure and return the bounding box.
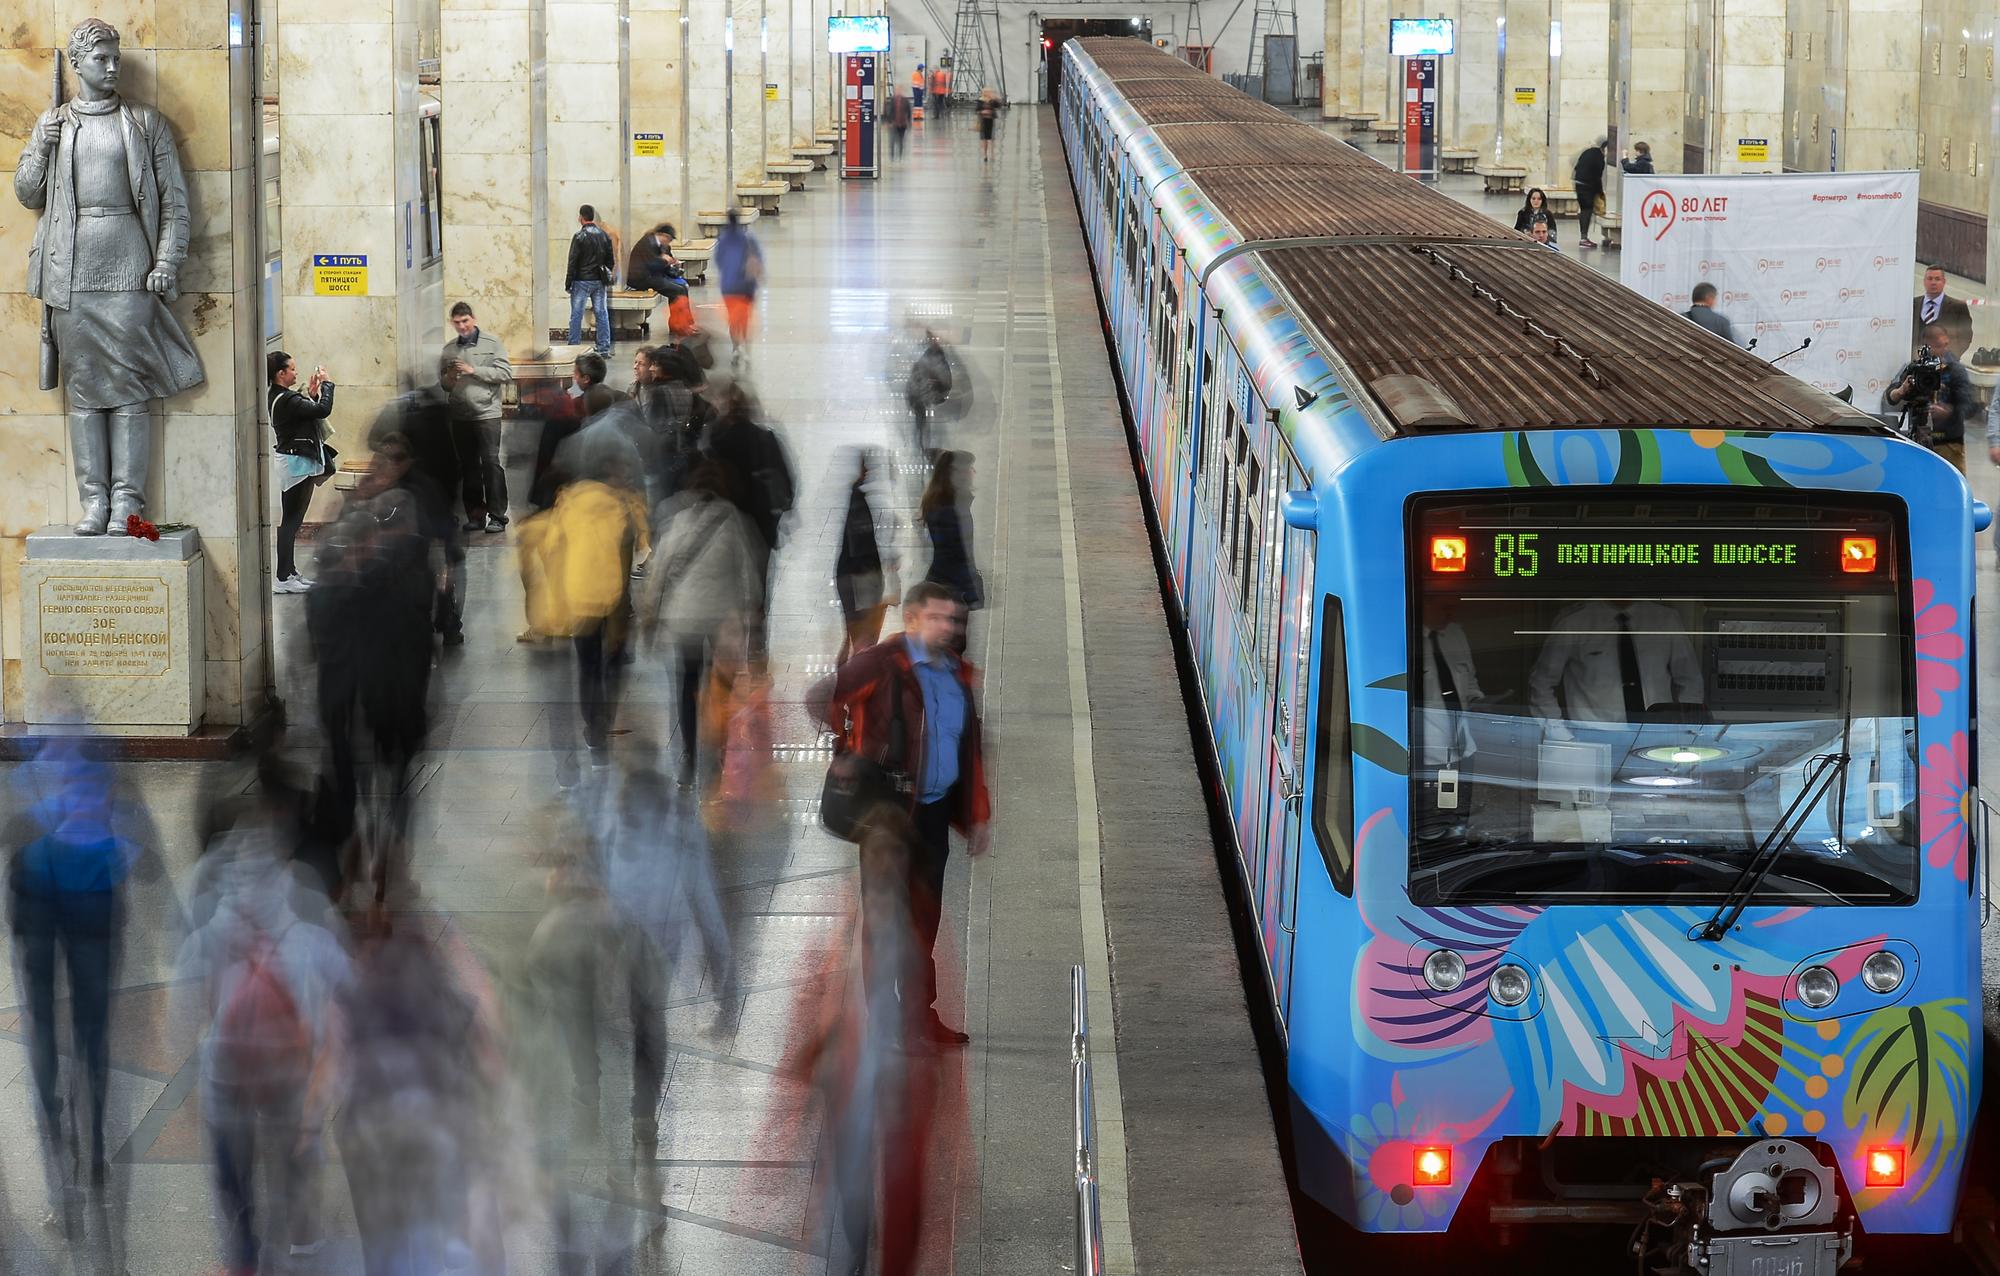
[1244,0,1299,102]
[946,0,1005,98]
[1182,0,1212,71]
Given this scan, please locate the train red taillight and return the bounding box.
[1429,536,1468,573]
[1839,537,1878,573]
[1863,1146,1905,1188]
[1413,1146,1451,1186]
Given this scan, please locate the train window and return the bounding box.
[1312,597,1355,895]
[1406,493,1918,907]
[1239,452,1261,612]
[417,108,443,267]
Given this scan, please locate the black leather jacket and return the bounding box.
[565,224,616,290]
[270,380,335,456]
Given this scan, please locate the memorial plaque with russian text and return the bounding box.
[38,577,173,678]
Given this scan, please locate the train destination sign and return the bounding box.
[1419,516,1894,587]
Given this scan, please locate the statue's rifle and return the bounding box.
[39,52,63,392]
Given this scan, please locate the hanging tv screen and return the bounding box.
[828,16,891,53]
[1389,17,1455,55]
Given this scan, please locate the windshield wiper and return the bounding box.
[1699,752,1850,941]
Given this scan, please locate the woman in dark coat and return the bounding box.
[268,350,336,592]
[834,448,887,661]
[920,450,981,611]
[1512,188,1557,245]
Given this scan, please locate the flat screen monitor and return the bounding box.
[1389,17,1455,56]
[828,15,891,53]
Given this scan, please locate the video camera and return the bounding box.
[1898,345,1945,446]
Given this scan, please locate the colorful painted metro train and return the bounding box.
[1059,35,1984,1264]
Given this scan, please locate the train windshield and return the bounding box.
[1406,493,1920,907]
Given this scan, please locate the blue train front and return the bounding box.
[1056,35,1984,1267]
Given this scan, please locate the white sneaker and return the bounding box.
[273,575,311,594]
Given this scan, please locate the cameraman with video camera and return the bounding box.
[1886,321,1975,471]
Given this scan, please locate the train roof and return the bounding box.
[1066,38,1880,438]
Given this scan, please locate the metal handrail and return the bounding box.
[1073,965,1105,1276]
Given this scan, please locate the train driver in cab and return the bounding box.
[1527,599,1703,739]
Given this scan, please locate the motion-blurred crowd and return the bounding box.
[6,234,990,1274]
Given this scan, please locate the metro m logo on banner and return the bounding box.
[1619,171,1918,411]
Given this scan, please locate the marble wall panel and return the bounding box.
[440,10,531,82]
[789,0,811,144]
[56,0,159,48]
[149,49,233,171]
[444,223,537,305]
[5,4,61,49]
[1454,0,1500,153]
[276,22,393,117]
[0,415,68,539]
[548,61,620,125]
[549,120,623,176]
[1,541,22,718]
[278,295,400,397]
[159,410,244,537]
[280,113,397,210]
[278,204,397,297]
[0,49,56,157]
[450,150,536,224]
[549,0,621,54]
[1500,0,1553,178]
[446,81,533,149]
[730,0,767,187]
[155,0,230,46]
[1913,0,1992,214]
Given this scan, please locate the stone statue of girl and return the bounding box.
[15,17,205,535]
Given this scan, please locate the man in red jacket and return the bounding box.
[827,580,991,1044]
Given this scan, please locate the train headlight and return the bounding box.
[1860,950,1904,994]
[1422,949,1466,993]
[1489,963,1532,1007]
[1796,965,1840,1009]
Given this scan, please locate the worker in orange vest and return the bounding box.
[911,64,925,119]
[930,65,951,116]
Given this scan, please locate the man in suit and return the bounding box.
[1684,282,1738,345]
[1913,264,1973,353]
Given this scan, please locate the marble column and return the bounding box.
[1499,0,1553,180]
[791,0,815,146]
[763,0,792,164]
[688,0,731,214]
[1321,0,1344,117]
[631,0,687,233]
[441,0,549,353]
[1624,0,1684,168]
[1361,0,1391,118]
[0,0,272,727]
[1554,0,1611,180]
[1709,0,1783,173]
[1455,0,1502,155]
[1833,0,1918,173]
[278,0,431,477]
[549,0,626,287]
[1338,0,1365,111]
[731,0,769,189]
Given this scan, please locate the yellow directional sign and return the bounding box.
[1512,86,1536,104]
[1736,137,1770,163]
[633,132,666,157]
[765,83,780,100]
[311,253,367,296]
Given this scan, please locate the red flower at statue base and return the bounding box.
[125,515,160,542]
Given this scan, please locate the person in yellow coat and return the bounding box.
[517,427,651,782]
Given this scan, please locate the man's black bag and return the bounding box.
[819,681,908,843]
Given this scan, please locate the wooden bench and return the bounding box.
[671,237,713,286]
[1440,148,1479,174]
[815,131,838,146]
[1542,185,1580,218]
[1475,164,1527,195]
[1343,112,1381,134]
[768,160,814,191]
[794,145,835,171]
[696,207,759,236]
[735,181,787,214]
[1372,124,1402,145]
[1596,214,1623,248]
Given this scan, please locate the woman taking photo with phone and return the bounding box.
[268,350,336,594]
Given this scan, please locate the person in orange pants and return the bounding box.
[712,208,764,366]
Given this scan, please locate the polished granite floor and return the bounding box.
[0,107,1088,1276]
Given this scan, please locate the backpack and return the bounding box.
[16,833,126,897]
[213,929,312,1103]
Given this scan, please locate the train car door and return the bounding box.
[1261,444,1313,1022]
[1169,301,1200,596]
